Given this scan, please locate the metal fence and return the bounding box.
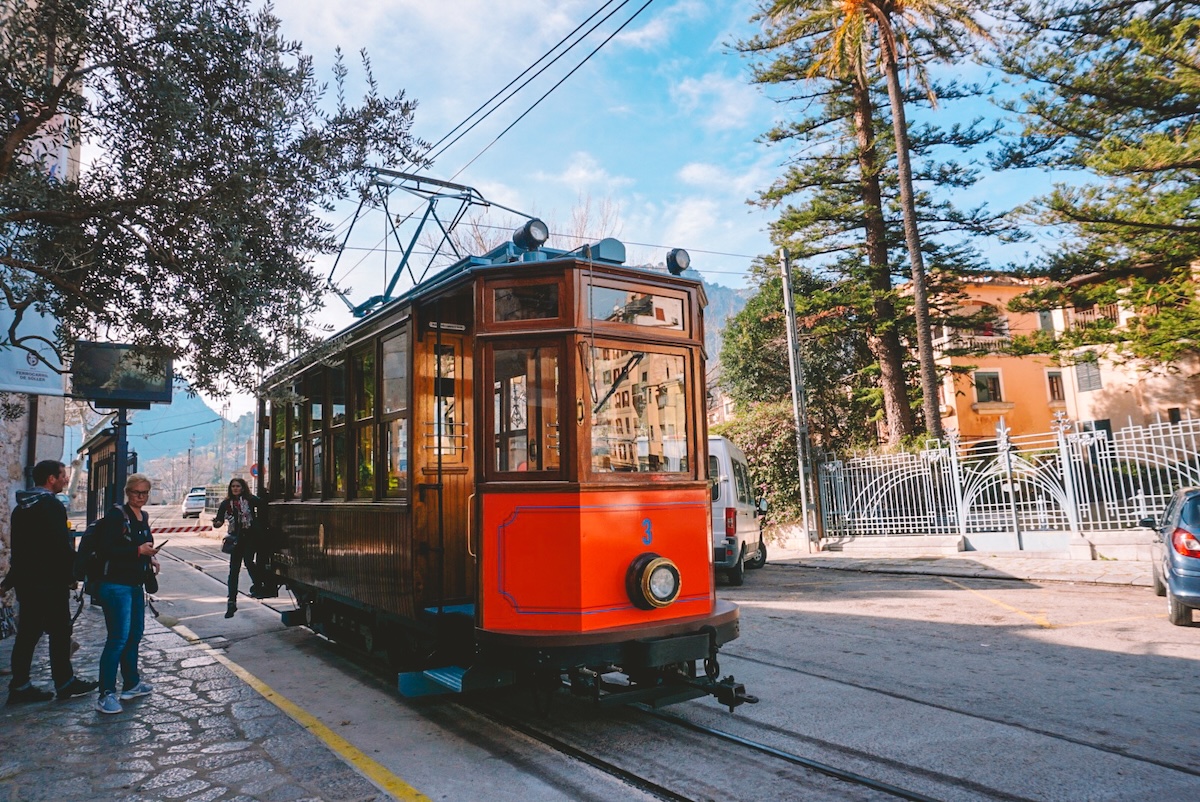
[818,414,1200,541]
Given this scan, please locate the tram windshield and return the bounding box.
[588,346,688,473]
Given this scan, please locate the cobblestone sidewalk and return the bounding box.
[0,603,385,802]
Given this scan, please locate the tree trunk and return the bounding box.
[852,58,913,445]
[878,24,944,440]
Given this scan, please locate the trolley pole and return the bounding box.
[780,249,814,544]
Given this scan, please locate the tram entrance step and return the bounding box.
[398,665,516,697]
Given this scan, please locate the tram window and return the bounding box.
[492,345,560,473]
[332,430,346,495]
[381,332,408,415]
[431,343,463,460]
[291,440,302,498]
[330,361,346,426]
[307,371,324,433]
[353,348,375,421]
[384,418,408,496]
[588,346,688,474]
[589,285,685,332]
[272,401,286,445]
[356,426,375,497]
[310,436,323,496]
[494,284,559,322]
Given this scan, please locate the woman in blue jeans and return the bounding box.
[93,473,161,715]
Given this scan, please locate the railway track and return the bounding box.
[464,693,973,802]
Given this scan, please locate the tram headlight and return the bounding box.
[666,248,691,275]
[626,553,682,610]
[513,218,549,251]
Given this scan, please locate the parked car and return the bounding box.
[181,491,207,519]
[1143,487,1200,626]
[709,435,764,586]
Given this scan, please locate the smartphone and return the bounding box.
[155,539,170,550]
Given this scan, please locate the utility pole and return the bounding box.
[187,435,194,490]
[217,402,229,484]
[780,249,814,544]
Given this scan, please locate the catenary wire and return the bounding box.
[334,1,657,286]
[419,0,631,165]
[445,0,658,184]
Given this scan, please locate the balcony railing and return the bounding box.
[1068,304,1120,329]
[933,332,1011,356]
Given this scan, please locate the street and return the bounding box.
[122,501,1200,801]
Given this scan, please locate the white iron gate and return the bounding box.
[818,415,1200,543]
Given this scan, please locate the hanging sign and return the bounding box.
[0,300,64,396]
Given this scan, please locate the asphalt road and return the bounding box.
[144,504,1200,801]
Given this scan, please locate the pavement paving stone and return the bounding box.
[0,601,386,802]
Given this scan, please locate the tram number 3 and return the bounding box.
[642,518,653,545]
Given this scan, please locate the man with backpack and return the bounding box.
[2,460,99,703]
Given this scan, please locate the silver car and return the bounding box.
[180,491,206,519]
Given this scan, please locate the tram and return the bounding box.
[256,219,755,710]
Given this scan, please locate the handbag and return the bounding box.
[144,563,159,595]
[221,534,238,555]
[0,604,16,640]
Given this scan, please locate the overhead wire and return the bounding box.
[419,0,632,166]
[332,0,656,288]
[445,0,658,184]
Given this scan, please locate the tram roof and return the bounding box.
[263,237,699,389]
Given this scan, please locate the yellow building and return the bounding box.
[936,276,1200,440]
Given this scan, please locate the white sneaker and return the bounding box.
[95,692,123,714]
[119,681,153,701]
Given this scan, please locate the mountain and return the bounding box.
[696,275,750,363]
[125,392,253,465]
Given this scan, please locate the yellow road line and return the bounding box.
[939,577,1054,628]
[172,624,430,801]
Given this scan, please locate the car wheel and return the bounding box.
[1151,559,1166,597]
[1167,586,1193,626]
[726,550,745,586]
[745,537,767,570]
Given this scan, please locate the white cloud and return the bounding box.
[670,72,761,131]
[533,152,634,191]
[677,160,772,199]
[615,1,708,50]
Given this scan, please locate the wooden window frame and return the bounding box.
[483,337,566,482]
[483,274,569,331]
[580,277,692,340]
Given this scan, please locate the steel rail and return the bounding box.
[641,708,951,802]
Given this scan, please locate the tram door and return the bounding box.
[411,329,475,607]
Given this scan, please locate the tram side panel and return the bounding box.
[479,486,713,633]
[272,503,417,619]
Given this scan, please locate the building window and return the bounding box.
[1169,407,1182,425]
[1047,371,1065,402]
[1038,310,1055,332]
[1076,354,1103,392]
[975,372,1002,403]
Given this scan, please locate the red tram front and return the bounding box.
[257,229,753,709]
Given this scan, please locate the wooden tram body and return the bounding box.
[257,231,752,708]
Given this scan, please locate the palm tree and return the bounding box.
[766,0,986,440]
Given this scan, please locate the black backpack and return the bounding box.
[73,506,143,594]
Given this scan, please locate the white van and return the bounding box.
[708,435,765,585]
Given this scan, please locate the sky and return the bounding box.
[207,0,1056,417]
